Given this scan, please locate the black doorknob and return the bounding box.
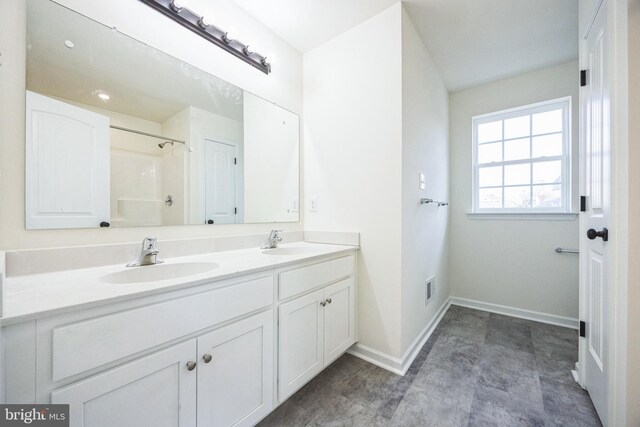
[207,219,214,224]
[587,228,608,242]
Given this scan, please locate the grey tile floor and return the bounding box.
[259,305,602,427]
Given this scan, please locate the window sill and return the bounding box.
[467,212,579,221]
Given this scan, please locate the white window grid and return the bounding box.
[471,97,572,213]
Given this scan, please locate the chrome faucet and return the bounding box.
[127,237,163,267]
[261,230,283,249]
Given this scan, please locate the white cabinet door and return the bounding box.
[278,289,324,401]
[51,340,197,427]
[323,278,356,366]
[197,311,274,427]
[25,91,110,229]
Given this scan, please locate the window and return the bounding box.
[472,97,571,213]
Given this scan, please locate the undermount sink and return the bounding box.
[100,262,219,284]
[261,247,322,256]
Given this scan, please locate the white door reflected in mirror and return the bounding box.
[25,91,110,229]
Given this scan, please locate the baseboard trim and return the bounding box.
[571,362,581,384]
[449,297,579,330]
[348,298,451,376]
[348,296,577,375]
[347,343,405,375]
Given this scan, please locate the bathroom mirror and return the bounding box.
[24,0,299,229]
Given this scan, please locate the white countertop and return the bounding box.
[1,242,358,324]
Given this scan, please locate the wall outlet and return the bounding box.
[419,173,426,190]
[425,276,435,305]
[310,197,318,212]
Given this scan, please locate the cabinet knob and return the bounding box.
[320,301,326,307]
[186,361,197,371]
[203,354,213,363]
[326,298,332,304]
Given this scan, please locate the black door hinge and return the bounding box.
[580,196,587,212]
[580,70,588,87]
[234,157,237,165]
[234,207,238,214]
[579,321,586,337]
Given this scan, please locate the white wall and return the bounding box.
[304,3,450,360]
[304,4,404,357]
[627,0,639,423]
[161,109,190,226]
[0,0,303,250]
[111,153,164,226]
[449,61,580,319]
[400,8,450,355]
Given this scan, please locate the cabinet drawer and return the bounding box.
[52,276,273,382]
[279,255,354,300]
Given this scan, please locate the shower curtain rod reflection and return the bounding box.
[110,125,186,145]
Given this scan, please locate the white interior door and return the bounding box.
[203,139,237,224]
[25,91,110,229]
[580,4,609,422]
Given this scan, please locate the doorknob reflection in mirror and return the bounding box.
[587,228,608,242]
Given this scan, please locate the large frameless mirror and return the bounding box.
[25,0,300,229]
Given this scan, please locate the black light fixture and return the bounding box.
[138,0,271,74]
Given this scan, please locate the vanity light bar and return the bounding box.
[138,0,271,74]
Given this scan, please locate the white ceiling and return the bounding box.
[233,0,578,91]
[403,0,578,91]
[232,0,399,53]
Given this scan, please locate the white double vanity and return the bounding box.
[3,1,357,425]
[1,237,358,427]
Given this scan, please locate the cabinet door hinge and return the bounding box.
[234,157,237,165]
[234,207,238,214]
[579,321,586,337]
[580,196,587,212]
